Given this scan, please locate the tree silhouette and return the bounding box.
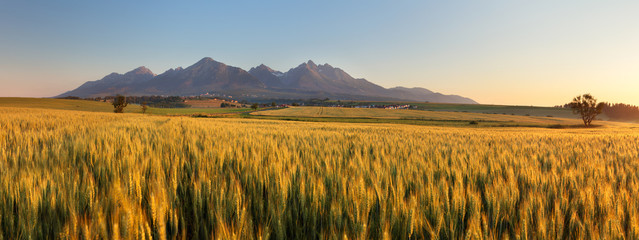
[141,101,148,114]
[113,95,128,113]
[569,93,605,127]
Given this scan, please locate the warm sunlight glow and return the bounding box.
[1,1,639,239]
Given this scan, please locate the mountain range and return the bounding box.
[57,57,477,104]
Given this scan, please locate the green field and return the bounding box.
[0,98,616,128]
[0,98,250,115]
[338,101,577,118]
[0,98,579,123]
[0,97,127,112]
[252,106,591,128]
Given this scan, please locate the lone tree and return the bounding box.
[569,93,605,127]
[141,101,148,114]
[113,95,128,113]
[251,103,259,111]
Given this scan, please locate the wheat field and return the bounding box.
[2,106,639,239]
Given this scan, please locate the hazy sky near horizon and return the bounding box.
[1,1,638,106]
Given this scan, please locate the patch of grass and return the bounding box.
[0,97,251,115]
[148,107,251,115]
[0,97,121,112]
[337,100,577,118]
[251,106,583,128]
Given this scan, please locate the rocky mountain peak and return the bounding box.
[189,57,227,71]
[250,64,276,73]
[306,60,318,69]
[199,57,215,63]
[125,66,155,76]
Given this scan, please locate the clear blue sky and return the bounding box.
[1,1,638,106]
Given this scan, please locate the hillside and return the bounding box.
[58,67,156,97]
[138,57,265,96]
[58,57,478,104]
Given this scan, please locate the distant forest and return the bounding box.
[557,102,639,121]
[601,103,639,121]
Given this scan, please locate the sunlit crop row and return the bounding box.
[1,107,638,239]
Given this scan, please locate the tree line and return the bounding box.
[601,103,639,121]
[558,99,639,122]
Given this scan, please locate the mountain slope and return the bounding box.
[248,64,284,88]
[137,57,265,96]
[58,57,478,104]
[57,67,156,97]
[57,58,265,98]
[280,60,388,97]
[387,87,477,104]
